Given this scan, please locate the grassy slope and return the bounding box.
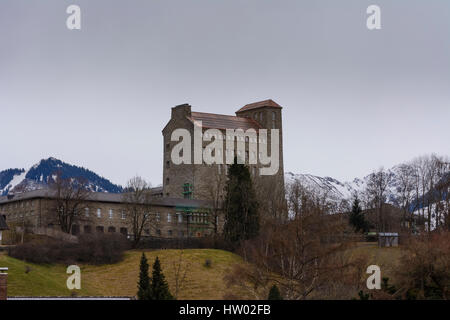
[0,244,403,299]
[0,249,243,299]
[350,242,403,283]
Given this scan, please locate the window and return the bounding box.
[178,213,183,223]
[108,226,116,233]
[71,224,80,236]
[168,230,173,237]
[96,226,104,233]
[156,213,161,222]
[166,177,170,185]
[166,161,170,168]
[166,143,170,151]
[253,113,257,119]
[272,111,276,121]
[85,208,90,217]
[109,209,113,219]
[167,213,172,223]
[97,208,101,218]
[144,229,150,235]
[120,227,128,236]
[156,229,161,236]
[218,164,222,174]
[259,112,263,121]
[183,183,193,199]
[84,225,92,234]
[121,210,126,220]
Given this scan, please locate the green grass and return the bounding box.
[0,244,404,299]
[0,249,243,299]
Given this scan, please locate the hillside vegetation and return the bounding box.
[0,249,244,299]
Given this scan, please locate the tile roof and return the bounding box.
[0,189,211,209]
[236,99,282,113]
[188,112,261,130]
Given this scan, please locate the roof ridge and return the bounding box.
[191,111,246,119]
[236,99,282,113]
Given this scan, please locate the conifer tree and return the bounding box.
[349,196,369,233]
[268,285,283,300]
[137,253,150,300]
[149,256,174,300]
[223,159,259,244]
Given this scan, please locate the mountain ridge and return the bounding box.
[0,157,122,195]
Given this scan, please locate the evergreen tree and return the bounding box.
[149,256,174,300]
[137,253,151,300]
[349,196,369,233]
[223,159,259,244]
[268,285,283,300]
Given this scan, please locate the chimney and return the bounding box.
[171,103,191,120]
[0,268,7,300]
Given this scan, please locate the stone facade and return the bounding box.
[162,99,285,200]
[0,190,214,241]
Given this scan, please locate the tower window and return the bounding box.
[272,111,276,128]
[183,183,193,199]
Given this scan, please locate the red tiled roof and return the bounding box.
[236,99,282,113]
[188,112,261,130]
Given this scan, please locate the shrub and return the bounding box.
[268,285,283,300]
[394,231,450,300]
[204,259,212,268]
[8,233,129,265]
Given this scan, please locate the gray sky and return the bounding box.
[1,0,449,187]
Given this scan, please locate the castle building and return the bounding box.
[0,189,213,242]
[162,99,285,200]
[0,99,285,241]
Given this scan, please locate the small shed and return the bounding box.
[378,232,399,247]
[0,215,9,245]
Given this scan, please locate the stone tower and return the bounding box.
[162,99,284,201]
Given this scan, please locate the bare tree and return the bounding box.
[122,176,156,248]
[225,182,357,300]
[49,171,91,234]
[254,175,288,222]
[395,163,417,230]
[172,250,190,299]
[364,168,392,232]
[432,156,450,230]
[202,166,226,235]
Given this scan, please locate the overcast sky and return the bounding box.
[0,0,449,187]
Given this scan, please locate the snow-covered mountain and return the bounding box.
[0,157,122,195]
[285,166,408,208]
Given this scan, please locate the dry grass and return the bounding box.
[349,242,403,283]
[0,249,244,299]
[0,244,405,299]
